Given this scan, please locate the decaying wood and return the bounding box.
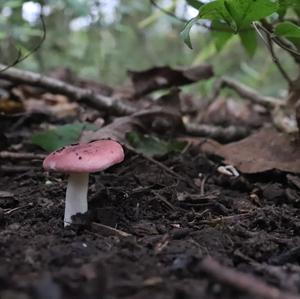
[200,256,299,299]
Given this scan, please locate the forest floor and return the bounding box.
[0,66,300,299]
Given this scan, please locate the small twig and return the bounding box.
[149,0,251,33]
[0,14,46,72]
[200,256,299,299]
[199,212,252,224]
[151,190,176,211]
[4,203,33,215]
[253,22,292,85]
[91,222,132,238]
[256,22,300,58]
[0,151,46,160]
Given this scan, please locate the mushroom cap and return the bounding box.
[43,140,124,173]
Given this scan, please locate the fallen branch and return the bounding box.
[200,256,299,299]
[184,121,250,141]
[209,76,284,109]
[0,64,137,115]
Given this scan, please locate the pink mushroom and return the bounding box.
[43,140,124,226]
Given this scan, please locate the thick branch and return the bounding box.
[0,64,137,115]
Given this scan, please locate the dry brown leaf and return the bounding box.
[128,64,213,97]
[24,93,78,118]
[199,127,300,174]
[80,108,183,144]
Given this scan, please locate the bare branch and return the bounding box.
[209,76,284,109]
[0,14,47,72]
[0,64,137,115]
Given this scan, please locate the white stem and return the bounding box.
[64,173,89,226]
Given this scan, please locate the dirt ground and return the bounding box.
[1,130,300,299]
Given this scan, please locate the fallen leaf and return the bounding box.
[128,64,213,97]
[80,108,184,144]
[25,93,78,118]
[199,127,300,173]
[0,98,24,114]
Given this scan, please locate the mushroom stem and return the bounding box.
[64,172,89,226]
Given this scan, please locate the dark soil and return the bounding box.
[1,138,300,299]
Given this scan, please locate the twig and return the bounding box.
[209,76,284,109]
[151,190,176,211]
[253,22,292,86]
[199,212,252,224]
[0,151,46,160]
[4,203,33,215]
[0,64,137,115]
[0,14,46,72]
[255,22,300,58]
[91,222,132,238]
[200,256,299,299]
[184,121,250,141]
[149,0,251,33]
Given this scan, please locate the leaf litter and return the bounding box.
[0,64,300,299]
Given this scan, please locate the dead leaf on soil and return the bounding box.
[80,108,184,145]
[198,127,300,173]
[25,93,78,118]
[128,64,213,97]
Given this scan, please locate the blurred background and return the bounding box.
[0,0,296,97]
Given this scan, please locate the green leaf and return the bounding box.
[224,0,278,30]
[279,0,300,10]
[211,20,234,51]
[186,0,204,9]
[239,29,257,56]
[180,17,198,49]
[32,123,98,152]
[126,132,187,157]
[198,0,231,23]
[275,21,300,38]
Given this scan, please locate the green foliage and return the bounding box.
[32,123,97,152]
[186,0,204,9]
[180,17,199,49]
[126,132,186,157]
[211,21,233,51]
[239,29,257,57]
[182,0,294,55]
[224,0,278,31]
[275,21,300,39]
